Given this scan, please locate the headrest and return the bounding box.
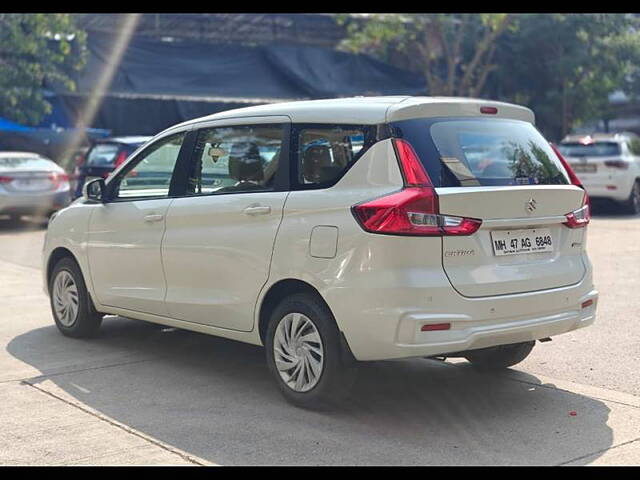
[303,144,333,183]
[228,142,264,182]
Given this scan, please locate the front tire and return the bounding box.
[265,293,356,409]
[49,257,102,338]
[464,341,535,370]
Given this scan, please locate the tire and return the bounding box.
[49,257,102,338]
[621,180,640,215]
[463,341,535,371]
[265,293,357,409]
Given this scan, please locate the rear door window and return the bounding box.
[391,117,570,187]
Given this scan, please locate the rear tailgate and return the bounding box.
[438,185,586,297]
[389,114,589,298]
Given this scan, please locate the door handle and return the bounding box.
[243,205,271,216]
[143,214,164,222]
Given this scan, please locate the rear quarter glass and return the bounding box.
[390,117,570,187]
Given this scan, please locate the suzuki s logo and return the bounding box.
[525,198,537,213]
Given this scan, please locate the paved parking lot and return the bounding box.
[0,205,639,465]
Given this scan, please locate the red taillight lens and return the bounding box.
[551,143,591,227]
[550,143,583,187]
[351,139,482,236]
[480,106,498,115]
[392,139,432,186]
[564,197,590,228]
[49,172,69,190]
[0,175,14,184]
[114,151,128,167]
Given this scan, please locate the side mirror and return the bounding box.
[83,178,106,203]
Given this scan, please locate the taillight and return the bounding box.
[550,143,583,187]
[351,139,482,236]
[0,175,13,184]
[49,172,69,190]
[551,143,591,228]
[604,160,629,170]
[114,151,128,167]
[564,201,590,228]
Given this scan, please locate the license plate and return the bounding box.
[491,228,553,256]
[13,178,51,191]
[571,163,597,173]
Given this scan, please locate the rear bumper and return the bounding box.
[581,175,633,202]
[393,289,597,359]
[328,265,597,361]
[0,190,71,215]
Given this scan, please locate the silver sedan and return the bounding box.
[0,151,71,221]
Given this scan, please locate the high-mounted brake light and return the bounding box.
[480,106,498,115]
[351,139,482,236]
[550,143,591,229]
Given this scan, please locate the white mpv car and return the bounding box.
[43,97,598,407]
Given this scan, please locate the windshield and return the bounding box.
[558,142,621,157]
[391,117,570,187]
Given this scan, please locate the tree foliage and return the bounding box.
[338,14,515,97]
[338,14,640,141]
[0,14,87,125]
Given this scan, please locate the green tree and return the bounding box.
[337,14,515,97]
[0,14,87,125]
[338,14,640,142]
[491,13,640,141]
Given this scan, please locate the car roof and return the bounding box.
[167,96,535,132]
[94,136,153,145]
[0,151,49,159]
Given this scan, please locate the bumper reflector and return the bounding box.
[581,299,594,309]
[421,323,451,332]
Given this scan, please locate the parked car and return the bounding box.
[0,151,71,222]
[558,132,640,214]
[72,136,152,199]
[43,97,598,408]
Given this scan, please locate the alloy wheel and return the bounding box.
[273,312,324,392]
[52,270,79,327]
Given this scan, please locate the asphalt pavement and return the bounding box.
[0,206,639,465]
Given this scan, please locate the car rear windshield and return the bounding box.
[86,143,139,167]
[558,142,621,157]
[0,157,53,169]
[390,117,570,187]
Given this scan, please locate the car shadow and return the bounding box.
[6,317,615,465]
[0,215,47,234]
[589,198,639,219]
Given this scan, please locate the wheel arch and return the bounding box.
[257,278,357,363]
[46,247,78,286]
[258,278,324,345]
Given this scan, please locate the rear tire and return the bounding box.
[265,293,357,409]
[622,180,640,215]
[49,257,102,338]
[464,341,535,370]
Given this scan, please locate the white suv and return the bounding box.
[43,97,598,407]
[558,133,640,214]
